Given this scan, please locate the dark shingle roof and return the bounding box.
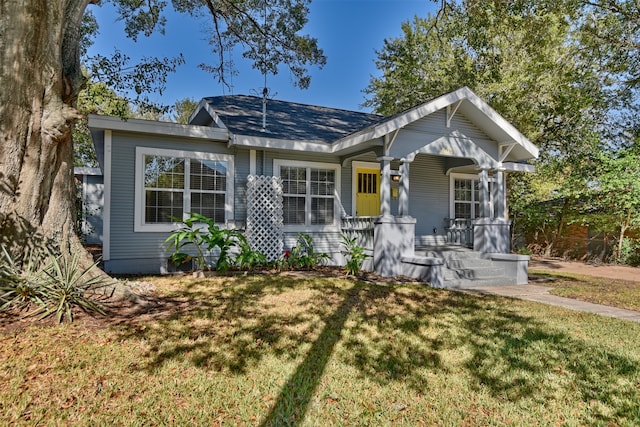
[200,95,383,143]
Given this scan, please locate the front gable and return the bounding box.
[331,87,538,165]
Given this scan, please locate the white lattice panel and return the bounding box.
[246,175,284,261]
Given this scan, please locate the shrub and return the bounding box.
[616,237,640,266]
[341,234,370,276]
[165,213,266,272]
[235,238,268,270]
[36,253,110,323]
[283,233,330,269]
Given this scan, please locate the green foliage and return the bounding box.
[340,234,370,276]
[588,143,640,260]
[0,247,46,311]
[283,233,330,270]
[364,1,640,259]
[0,246,109,323]
[74,79,134,167]
[172,98,198,124]
[36,253,110,323]
[165,212,265,272]
[103,0,325,90]
[615,237,640,266]
[235,238,268,271]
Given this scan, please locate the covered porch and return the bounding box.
[336,88,538,287]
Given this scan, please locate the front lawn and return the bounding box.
[1,274,639,425]
[530,269,640,312]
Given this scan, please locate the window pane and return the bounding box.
[283,196,305,224]
[473,180,479,203]
[191,192,225,223]
[310,169,335,195]
[144,156,184,189]
[454,179,472,201]
[311,198,334,225]
[190,159,227,191]
[282,166,306,195]
[145,190,183,223]
[454,202,471,219]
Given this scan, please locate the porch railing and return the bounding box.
[341,216,375,250]
[445,218,474,247]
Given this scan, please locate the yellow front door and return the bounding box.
[355,168,380,216]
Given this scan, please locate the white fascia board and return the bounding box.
[205,105,228,129]
[503,162,536,173]
[230,134,333,153]
[88,114,229,141]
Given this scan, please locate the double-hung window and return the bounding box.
[450,173,493,219]
[135,147,234,232]
[274,160,340,228]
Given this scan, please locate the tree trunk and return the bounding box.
[0,0,127,298]
[544,198,571,257]
[616,210,632,261]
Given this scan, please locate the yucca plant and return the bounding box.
[0,246,46,311]
[36,253,110,323]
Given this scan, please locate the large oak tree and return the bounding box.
[0,0,324,293]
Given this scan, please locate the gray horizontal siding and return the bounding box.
[407,154,450,236]
[108,132,239,266]
[234,148,250,223]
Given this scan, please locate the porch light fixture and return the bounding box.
[391,172,401,182]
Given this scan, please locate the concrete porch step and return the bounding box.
[445,258,493,269]
[442,276,516,288]
[415,245,515,288]
[446,266,507,280]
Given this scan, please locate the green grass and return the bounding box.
[530,269,640,312]
[2,274,640,426]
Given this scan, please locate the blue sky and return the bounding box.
[87,0,437,112]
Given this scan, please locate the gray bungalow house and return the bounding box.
[87,87,538,287]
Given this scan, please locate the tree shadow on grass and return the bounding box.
[114,275,640,425]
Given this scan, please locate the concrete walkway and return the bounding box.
[465,284,640,323]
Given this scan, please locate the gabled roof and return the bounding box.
[190,95,383,143]
[188,88,538,162]
[332,87,539,161]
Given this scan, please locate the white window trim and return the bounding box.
[351,161,380,216]
[449,172,494,219]
[273,159,342,232]
[134,146,234,232]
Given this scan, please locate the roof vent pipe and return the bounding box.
[261,86,268,132]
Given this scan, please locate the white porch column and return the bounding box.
[378,156,393,217]
[493,167,506,219]
[478,168,490,218]
[398,159,410,216]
